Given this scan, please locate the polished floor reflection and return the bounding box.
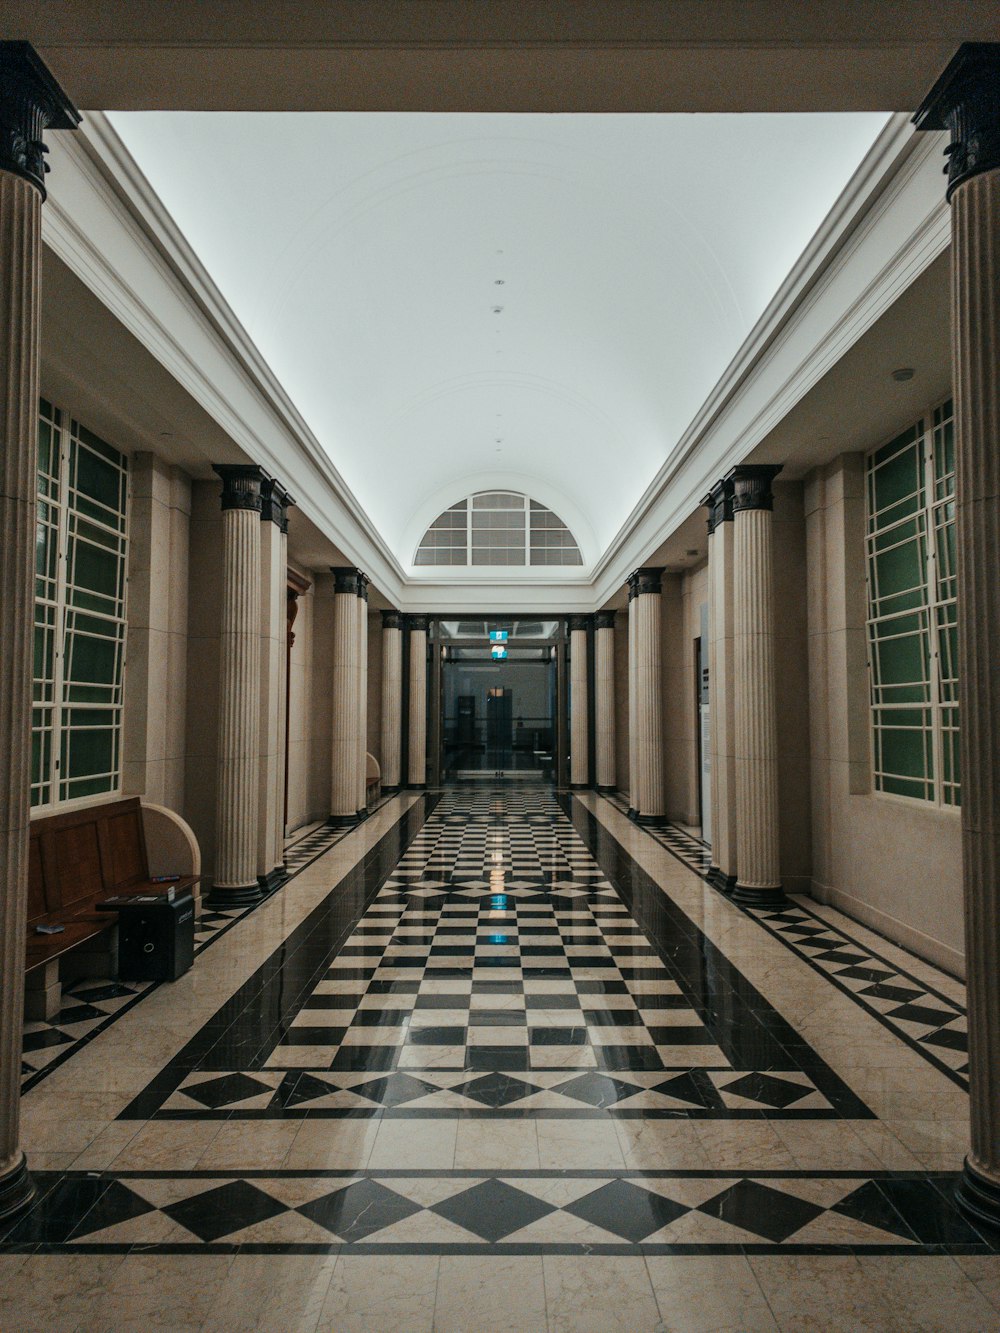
[3,787,998,1330]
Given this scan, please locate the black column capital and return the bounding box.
[382,610,403,630]
[567,614,592,633]
[725,465,783,514]
[330,566,368,597]
[594,611,616,631]
[627,567,663,601]
[914,43,1000,201]
[702,477,735,534]
[213,463,267,513]
[260,475,295,532]
[407,614,429,633]
[0,42,80,198]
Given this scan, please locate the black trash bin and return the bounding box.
[101,891,195,982]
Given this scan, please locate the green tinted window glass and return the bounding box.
[866,404,959,807]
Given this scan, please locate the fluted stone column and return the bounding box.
[568,615,591,788]
[627,569,665,822]
[407,615,429,787]
[330,567,365,825]
[703,479,739,893]
[380,610,404,791]
[258,477,294,892]
[728,465,784,907]
[0,42,78,1224]
[355,575,370,818]
[916,42,1000,1228]
[210,465,266,907]
[594,611,616,792]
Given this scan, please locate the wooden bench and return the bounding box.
[26,797,200,1020]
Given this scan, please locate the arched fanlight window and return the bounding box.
[414,491,583,567]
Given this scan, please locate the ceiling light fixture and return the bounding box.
[891,367,915,381]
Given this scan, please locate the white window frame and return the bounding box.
[864,397,958,809]
[31,400,130,814]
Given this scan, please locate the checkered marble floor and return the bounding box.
[8,785,994,1284]
[148,788,862,1120]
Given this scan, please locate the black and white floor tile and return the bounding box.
[2,1167,988,1255]
[598,792,969,1089]
[122,788,867,1123]
[7,784,992,1278]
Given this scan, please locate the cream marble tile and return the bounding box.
[771,1120,884,1171]
[435,1255,547,1332]
[536,1117,625,1169]
[454,1117,540,1168]
[0,1255,125,1333]
[284,1118,380,1169]
[317,1254,438,1332]
[368,1117,458,1169]
[616,1119,710,1170]
[108,1119,222,1169]
[749,1255,897,1332]
[693,1120,797,1171]
[646,1254,779,1332]
[856,1255,998,1332]
[86,1253,234,1331]
[543,1255,662,1332]
[196,1120,300,1169]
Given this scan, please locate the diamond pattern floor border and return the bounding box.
[598,792,969,1089]
[2,1168,994,1255]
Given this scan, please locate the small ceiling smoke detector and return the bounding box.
[492,306,504,314]
[891,367,915,382]
[494,279,505,285]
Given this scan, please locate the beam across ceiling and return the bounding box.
[9,1,1000,113]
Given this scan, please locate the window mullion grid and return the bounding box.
[50,427,72,805]
[922,421,946,809]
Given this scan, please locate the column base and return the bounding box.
[0,1156,36,1222]
[706,867,738,895]
[595,784,616,795]
[257,866,289,895]
[207,882,266,909]
[633,812,663,827]
[406,782,426,791]
[381,785,400,796]
[355,808,369,822]
[325,813,362,829]
[731,883,787,908]
[569,782,589,791]
[626,807,637,821]
[957,1158,1000,1231]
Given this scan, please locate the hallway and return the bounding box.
[2,787,997,1330]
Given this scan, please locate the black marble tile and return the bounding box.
[432,1179,554,1242]
[699,1180,824,1242]
[457,1073,541,1107]
[566,1179,688,1241]
[299,1179,421,1240]
[166,1180,288,1242]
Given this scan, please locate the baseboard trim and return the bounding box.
[809,878,965,980]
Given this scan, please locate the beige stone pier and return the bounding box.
[380,610,404,791]
[407,615,428,787]
[568,615,590,788]
[916,41,1000,1229]
[728,464,784,907]
[594,611,616,792]
[330,568,365,825]
[0,42,79,1223]
[258,477,294,890]
[704,478,739,893]
[210,465,266,906]
[627,569,665,822]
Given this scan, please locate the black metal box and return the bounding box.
[114,892,195,982]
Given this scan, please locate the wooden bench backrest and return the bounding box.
[28,797,150,923]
